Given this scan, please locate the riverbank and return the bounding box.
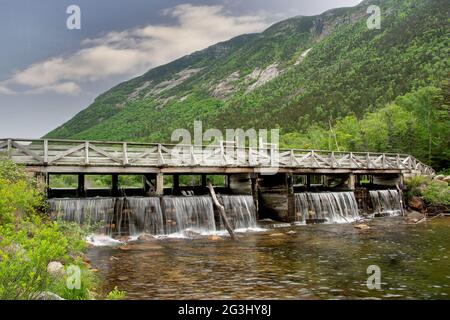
[0,160,123,300]
[405,175,450,216]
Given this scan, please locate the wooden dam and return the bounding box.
[0,138,435,223]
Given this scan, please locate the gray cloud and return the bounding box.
[0,4,270,95]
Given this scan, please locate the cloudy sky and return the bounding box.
[0,0,362,138]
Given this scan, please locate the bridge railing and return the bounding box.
[0,138,435,175]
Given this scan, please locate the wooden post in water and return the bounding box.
[207,183,236,240]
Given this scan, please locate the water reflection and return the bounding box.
[87,217,450,300]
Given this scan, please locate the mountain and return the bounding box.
[45,0,449,169]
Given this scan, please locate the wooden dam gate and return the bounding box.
[0,138,435,222]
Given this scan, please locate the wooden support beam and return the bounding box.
[77,174,85,197]
[172,174,180,195]
[112,174,119,197]
[306,174,311,190]
[201,174,207,188]
[287,174,296,222]
[156,173,164,195]
[347,173,356,190]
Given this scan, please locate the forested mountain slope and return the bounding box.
[46,0,449,170]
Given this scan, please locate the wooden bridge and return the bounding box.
[1,138,435,221]
[0,138,435,175]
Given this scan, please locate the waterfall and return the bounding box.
[162,196,216,234]
[126,197,164,235]
[369,190,402,216]
[48,198,115,235]
[294,193,309,225]
[219,195,257,230]
[48,197,164,236]
[294,192,360,224]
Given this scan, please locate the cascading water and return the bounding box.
[48,197,164,236]
[162,196,216,234]
[48,198,115,234]
[369,190,402,216]
[125,197,164,235]
[294,192,360,224]
[219,195,257,230]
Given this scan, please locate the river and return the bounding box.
[87,217,450,300]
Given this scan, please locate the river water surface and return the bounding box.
[87,217,450,300]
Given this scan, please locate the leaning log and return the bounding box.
[396,184,406,217]
[207,183,236,240]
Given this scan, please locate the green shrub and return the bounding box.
[0,160,99,300]
[422,181,450,206]
[106,286,126,300]
[49,265,98,300]
[0,220,64,299]
[0,172,42,224]
[405,175,430,199]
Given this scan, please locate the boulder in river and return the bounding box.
[207,235,223,241]
[182,230,203,239]
[409,196,425,211]
[354,224,371,230]
[138,234,155,241]
[270,233,286,237]
[405,211,426,224]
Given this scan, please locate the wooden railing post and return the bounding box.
[43,139,48,165]
[6,139,12,159]
[290,150,295,166]
[122,142,129,166]
[330,151,335,168]
[157,144,164,165]
[84,141,90,165]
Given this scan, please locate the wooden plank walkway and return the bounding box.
[0,138,435,176]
